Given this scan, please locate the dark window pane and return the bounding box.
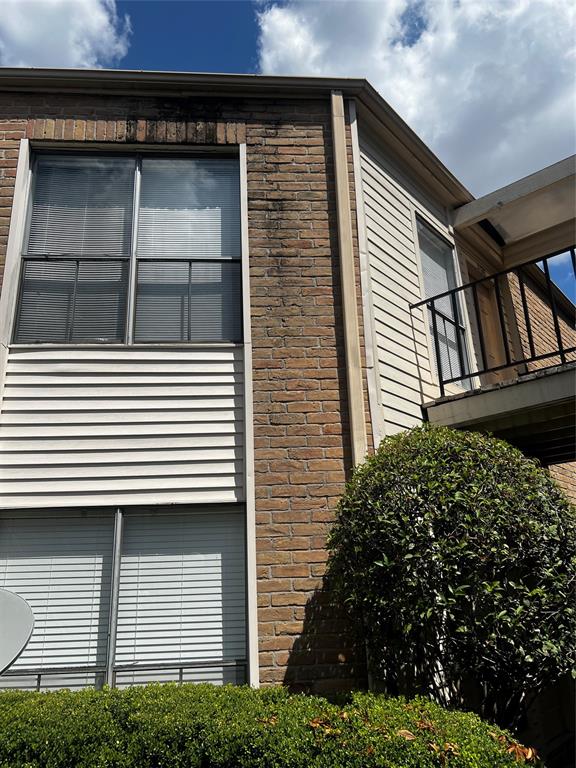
[14,260,75,342]
[134,260,242,343]
[134,261,191,342]
[71,261,129,342]
[14,259,128,343]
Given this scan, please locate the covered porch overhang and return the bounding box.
[453,155,576,266]
[424,364,576,465]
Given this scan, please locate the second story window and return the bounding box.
[417,219,469,386]
[13,154,242,345]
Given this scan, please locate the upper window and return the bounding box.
[417,219,469,386]
[13,154,242,344]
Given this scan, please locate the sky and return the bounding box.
[0,0,574,296]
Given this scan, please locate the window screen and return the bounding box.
[14,154,242,345]
[417,220,469,385]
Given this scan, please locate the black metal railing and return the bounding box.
[411,247,576,397]
[0,659,248,691]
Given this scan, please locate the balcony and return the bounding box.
[411,248,576,465]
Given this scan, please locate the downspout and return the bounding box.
[330,90,368,467]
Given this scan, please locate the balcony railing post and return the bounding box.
[471,283,487,372]
[517,267,536,359]
[493,274,512,367]
[429,299,445,397]
[450,290,466,382]
[542,257,566,365]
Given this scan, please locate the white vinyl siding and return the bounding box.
[0,513,113,689]
[0,346,244,509]
[115,508,246,686]
[358,130,454,433]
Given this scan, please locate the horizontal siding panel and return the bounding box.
[7,347,241,362]
[0,434,240,452]
[0,346,245,509]
[2,398,240,413]
[360,129,446,434]
[4,384,240,399]
[0,421,242,438]
[0,407,240,425]
[0,473,243,496]
[0,489,241,509]
[0,447,240,466]
[2,461,241,481]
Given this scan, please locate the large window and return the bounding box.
[0,507,247,690]
[14,154,242,344]
[417,219,469,386]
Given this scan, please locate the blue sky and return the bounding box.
[116,1,260,74]
[0,0,574,298]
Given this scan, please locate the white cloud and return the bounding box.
[0,0,130,69]
[257,0,576,195]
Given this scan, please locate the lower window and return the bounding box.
[0,506,246,690]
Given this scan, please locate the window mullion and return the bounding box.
[67,259,80,343]
[126,158,142,344]
[105,507,124,688]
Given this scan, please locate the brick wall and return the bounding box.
[506,270,575,503]
[0,90,372,692]
[549,463,576,504]
[507,269,576,371]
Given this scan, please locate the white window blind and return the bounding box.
[115,508,246,683]
[0,507,248,690]
[27,156,135,257]
[417,220,468,384]
[134,260,242,342]
[0,515,113,682]
[137,158,241,259]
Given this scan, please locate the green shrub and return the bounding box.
[0,683,540,767]
[327,425,576,729]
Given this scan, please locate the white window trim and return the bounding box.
[411,209,478,397]
[10,147,244,348]
[239,143,259,688]
[0,139,32,404]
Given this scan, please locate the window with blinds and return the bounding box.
[13,154,242,344]
[0,507,247,690]
[417,220,469,386]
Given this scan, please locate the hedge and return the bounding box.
[0,683,540,767]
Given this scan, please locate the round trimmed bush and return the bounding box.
[327,425,576,729]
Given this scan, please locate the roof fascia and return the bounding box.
[0,67,473,208]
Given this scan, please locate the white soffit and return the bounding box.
[452,156,576,245]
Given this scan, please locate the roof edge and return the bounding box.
[0,67,473,205]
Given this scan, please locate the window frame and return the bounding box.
[413,213,473,392]
[12,148,243,347]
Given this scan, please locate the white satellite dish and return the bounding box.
[0,588,34,675]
